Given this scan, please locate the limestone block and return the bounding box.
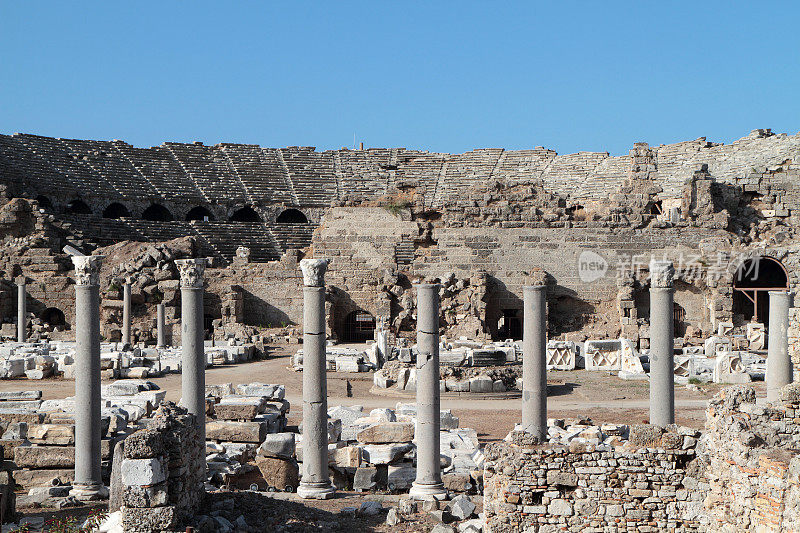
[353,466,377,491]
[214,398,264,420]
[236,383,285,400]
[0,390,41,400]
[27,424,74,445]
[546,341,577,370]
[15,445,74,468]
[585,339,635,371]
[356,422,415,444]
[254,456,299,491]
[332,445,362,468]
[122,506,177,532]
[257,432,295,459]
[361,443,414,464]
[206,421,266,443]
[468,376,493,393]
[387,464,416,490]
[448,494,476,520]
[747,322,766,350]
[12,468,74,490]
[713,352,751,384]
[445,379,470,392]
[121,458,166,487]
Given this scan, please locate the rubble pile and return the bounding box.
[323,403,484,494]
[0,382,164,500]
[204,383,290,488]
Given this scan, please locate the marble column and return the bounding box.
[121,279,132,346]
[176,259,207,441]
[410,283,447,500]
[70,255,107,500]
[767,291,793,402]
[16,277,26,343]
[522,283,547,440]
[649,261,675,426]
[156,303,166,348]
[297,258,335,500]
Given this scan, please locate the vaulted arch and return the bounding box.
[103,202,131,219]
[276,208,308,224]
[230,206,262,222]
[142,204,174,221]
[186,206,215,221]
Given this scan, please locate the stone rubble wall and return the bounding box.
[119,402,205,533]
[482,384,800,533]
[703,384,800,532]
[483,426,707,532]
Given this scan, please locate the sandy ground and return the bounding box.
[0,341,762,441]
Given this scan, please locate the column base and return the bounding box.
[69,482,108,501]
[297,481,336,500]
[409,481,448,501]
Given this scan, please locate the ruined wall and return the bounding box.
[483,427,707,532]
[482,385,800,533]
[119,403,205,533]
[703,384,800,532]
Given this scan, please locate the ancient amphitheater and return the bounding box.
[1,128,799,532]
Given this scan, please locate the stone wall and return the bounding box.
[482,384,800,533]
[483,426,707,532]
[703,384,800,532]
[118,402,204,533]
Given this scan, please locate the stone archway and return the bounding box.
[340,310,375,343]
[732,256,789,328]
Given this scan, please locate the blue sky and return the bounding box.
[1,2,798,155]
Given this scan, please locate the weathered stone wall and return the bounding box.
[703,384,800,532]
[483,426,707,532]
[119,402,205,533]
[482,384,800,533]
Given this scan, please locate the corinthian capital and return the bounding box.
[300,258,329,287]
[176,259,207,289]
[649,260,675,289]
[72,255,105,287]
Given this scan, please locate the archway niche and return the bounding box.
[142,204,174,221]
[230,207,262,223]
[186,206,215,222]
[276,208,308,224]
[103,202,131,219]
[66,199,92,215]
[340,310,375,343]
[40,307,66,327]
[732,256,789,329]
[35,196,53,209]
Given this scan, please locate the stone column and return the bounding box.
[16,277,26,343]
[70,255,107,500]
[176,259,207,442]
[410,283,447,500]
[649,261,675,426]
[121,279,132,346]
[521,283,547,440]
[767,291,793,402]
[297,258,335,499]
[156,303,166,348]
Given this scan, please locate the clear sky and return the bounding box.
[1,2,798,155]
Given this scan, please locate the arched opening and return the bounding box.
[102,202,131,219]
[40,307,66,328]
[497,309,522,340]
[142,204,174,222]
[732,256,789,329]
[648,200,663,216]
[186,206,215,222]
[340,310,375,343]
[276,208,309,224]
[66,199,91,215]
[35,196,53,209]
[230,207,262,223]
